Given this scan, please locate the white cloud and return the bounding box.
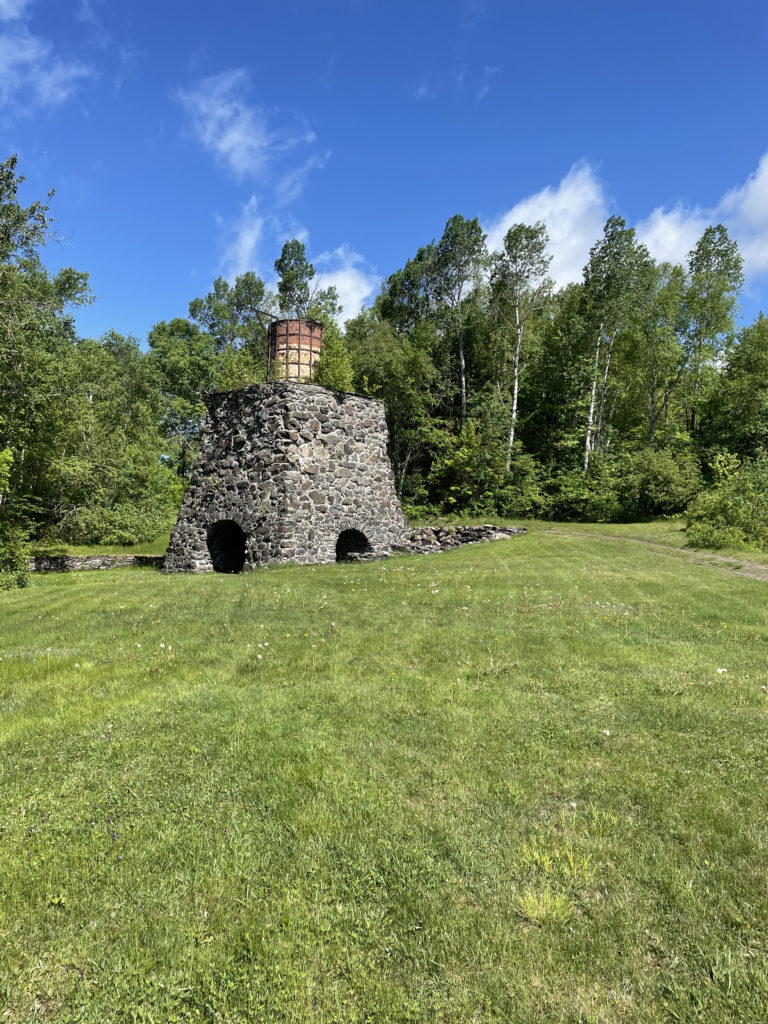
[315,245,379,321]
[637,151,768,279]
[635,204,708,267]
[486,152,768,293]
[0,0,32,20]
[221,195,265,279]
[485,162,609,288]
[0,26,90,114]
[178,68,318,184]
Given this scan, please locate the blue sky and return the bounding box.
[2,0,767,340]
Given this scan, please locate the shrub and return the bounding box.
[426,423,508,515]
[494,449,549,518]
[400,501,441,521]
[0,520,30,590]
[686,454,768,550]
[546,457,624,522]
[59,498,177,546]
[313,325,354,392]
[621,447,702,516]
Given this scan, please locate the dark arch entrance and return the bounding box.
[336,529,372,563]
[207,520,247,573]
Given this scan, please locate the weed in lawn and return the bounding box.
[514,887,575,927]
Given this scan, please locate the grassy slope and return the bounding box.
[1,533,767,1022]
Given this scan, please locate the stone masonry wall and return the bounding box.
[164,382,409,572]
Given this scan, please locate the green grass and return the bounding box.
[29,533,172,557]
[2,532,768,1022]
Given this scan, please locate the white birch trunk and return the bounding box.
[459,331,467,428]
[506,300,523,469]
[584,326,602,471]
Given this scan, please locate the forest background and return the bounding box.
[3,152,768,586]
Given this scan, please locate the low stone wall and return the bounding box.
[27,528,524,573]
[399,524,526,555]
[29,554,165,573]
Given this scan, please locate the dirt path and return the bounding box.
[541,529,768,582]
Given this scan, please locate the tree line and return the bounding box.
[2,154,767,584]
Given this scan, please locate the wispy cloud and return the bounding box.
[0,0,32,21]
[476,65,498,101]
[177,68,319,183]
[180,65,334,292]
[221,194,265,279]
[415,62,498,103]
[414,79,436,101]
[0,25,90,117]
[75,0,111,49]
[276,150,331,206]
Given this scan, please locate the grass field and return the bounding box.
[2,530,768,1022]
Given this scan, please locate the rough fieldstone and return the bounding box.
[164,382,410,572]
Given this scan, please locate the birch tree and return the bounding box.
[581,217,652,470]
[681,224,744,434]
[433,215,487,427]
[490,221,552,465]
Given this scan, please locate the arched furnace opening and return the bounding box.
[207,520,247,573]
[336,529,372,563]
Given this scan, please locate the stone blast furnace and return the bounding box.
[164,381,410,572]
[268,318,324,382]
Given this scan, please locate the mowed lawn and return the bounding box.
[1,532,767,1023]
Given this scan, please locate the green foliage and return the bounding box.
[216,342,265,390]
[497,448,549,517]
[702,314,768,456]
[312,322,353,391]
[274,238,314,318]
[0,446,11,496]
[0,519,30,590]
[188,272,275,384]
[426,421,506,515]
[58,491,179,546]
[546,458,625,523]
[621,446,702,516]
[400,500,441,520]
[0,154,51,263]
[687,454,768,550]
[147,318,219,477]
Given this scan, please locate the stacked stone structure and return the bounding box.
[164,381,409,572]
